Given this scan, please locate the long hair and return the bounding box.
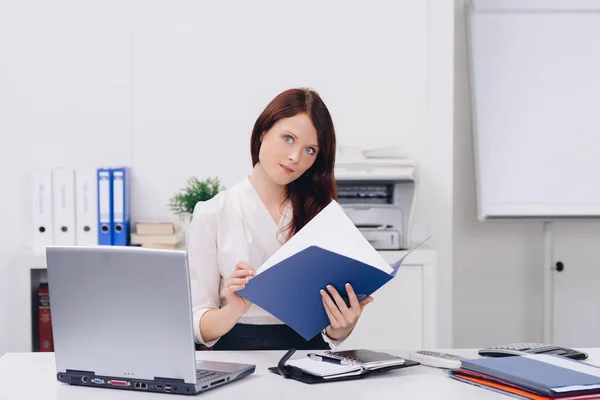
[250,88,337,241]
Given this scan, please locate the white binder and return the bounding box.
[31,168,54,255]
[52,167,76,245]
[75,168,98,245]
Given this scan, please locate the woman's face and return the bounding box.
[258,112,320,186]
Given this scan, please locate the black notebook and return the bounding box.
[269,349,419,384]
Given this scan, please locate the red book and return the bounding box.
[38,283,54,352]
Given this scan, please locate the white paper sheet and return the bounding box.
[256,200,393,275]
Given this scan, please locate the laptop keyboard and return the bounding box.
[196,369,226,382]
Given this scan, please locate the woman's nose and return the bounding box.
[288,147,301,163]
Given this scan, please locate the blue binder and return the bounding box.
[237,245,407,341]
[111,167,130,246]
[96,168,113,245]
[460,354,600,396]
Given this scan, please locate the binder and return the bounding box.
[111,167,130,246]
[51,168,76,246]
[97,168,113,245]
[237,200,431,341]
[74,168,98,245]
[455,354,600,397]
[31,168,54,255]
[38,283,54,352]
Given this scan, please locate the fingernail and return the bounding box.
[327,285,333,290]
[246,277,249,283]
[345,283,350,288]
[320,290,325,295]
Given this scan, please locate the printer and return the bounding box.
[334,146,416,250]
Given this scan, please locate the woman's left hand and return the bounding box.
[321,283,374,341]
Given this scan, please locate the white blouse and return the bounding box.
[186,176,341,348]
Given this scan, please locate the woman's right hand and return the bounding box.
[224,261,256,317]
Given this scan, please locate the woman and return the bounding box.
[187,88,373,351]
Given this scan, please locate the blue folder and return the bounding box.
[237,245,406,341]
[111,167,130,246]
[96,168,113,245]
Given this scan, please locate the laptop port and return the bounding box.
[81,376,88,383]
[210,378,226,386]
[91,378,104,384]
[164,384,171,392]
[156,384,163,389]
[108,380,130,387]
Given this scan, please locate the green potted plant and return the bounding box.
[169,176,224,221]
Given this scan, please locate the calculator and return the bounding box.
[478,343,588,360]
[409,350,465,369]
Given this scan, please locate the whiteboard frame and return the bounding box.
[466,0,600,222]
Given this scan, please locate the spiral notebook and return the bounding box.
[325,349,407,370]
[285,358,364,379]
[270,349,419,384]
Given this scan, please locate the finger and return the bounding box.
[321,289,347,326]
[225,284,246,294]
[236,261,255,272]
[345,283,361,311]
[227,277,250,286]
[326,285,353,320]
[231,269,255,278]
[322,297,340,329]
[359,296,374,310]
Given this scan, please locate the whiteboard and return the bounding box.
[467,0,600,220]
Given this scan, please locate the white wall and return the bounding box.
[453,0,600,349]
[0,1,132,355]
[0,0,455,355]
[453,0,545,348]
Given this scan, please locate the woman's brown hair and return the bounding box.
[250,88,337,241]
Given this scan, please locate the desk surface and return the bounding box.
[1,348,598,399]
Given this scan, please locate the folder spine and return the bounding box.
[52,168,76,246]
[97,168,113,245]
[75,168,99,245]
[32,168,55,255]
[111,167,130,246]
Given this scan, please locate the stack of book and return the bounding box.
[451,354,600,399]
[130,221,184,249]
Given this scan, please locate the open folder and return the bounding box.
[237,200,431,341]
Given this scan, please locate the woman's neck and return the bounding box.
[248,163,286,208]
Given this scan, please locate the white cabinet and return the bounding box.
[339,249,438,350]
[552,223,600,347]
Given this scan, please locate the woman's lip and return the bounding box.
[280,164,294,173]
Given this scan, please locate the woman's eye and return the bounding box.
[284,135,293,143]
[305,147,315,155]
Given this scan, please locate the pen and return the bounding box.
[307,353,352,365]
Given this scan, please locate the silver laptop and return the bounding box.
[46,245,255,395]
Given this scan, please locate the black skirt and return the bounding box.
[210,323,330,351]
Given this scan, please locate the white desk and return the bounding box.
[2,349,598,399]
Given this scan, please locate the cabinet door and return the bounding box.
[553,223,600,347]
[338,265,423,350]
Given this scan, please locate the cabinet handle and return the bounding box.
[556,261,564,272]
